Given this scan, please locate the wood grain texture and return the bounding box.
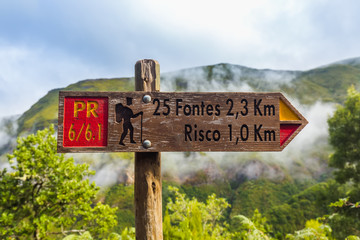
[135,59,160,92]
[134,59,162,240]
[135,152,162,240]
[58,91,307,153]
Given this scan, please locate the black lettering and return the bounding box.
[206,130,211,141]
[153,99,160,116]
[241,99,248,116]
[215,104,221,116]
[199,130,204,141]
[254,124,263,141]
[264,105,275,116]
[254,99,262,116]
[185,125,222,142]
[228,124,232,141]
[213,130,220,141]
[185,124,192,141]
[163,99,170,116]
[194,124,198,141]
[184,104,192,116]
[206,104,213,116]
[240,124,249,141]
[226,99,234,116]
[201,102,205,115]
[176,99,183,115]
[264,130,275,141]
[193,104,200,115]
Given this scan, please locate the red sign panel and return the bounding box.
[63,97,108,147]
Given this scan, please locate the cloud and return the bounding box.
[0,42,109,118]
[0,0,360,119]
[2,0,359,73]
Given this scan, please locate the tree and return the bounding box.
[231,209,274,240]
[61,227,135,240]
[163,186,232,240]
[328,86,360,184]
[285,218,360,240]
[328,86,360,238]
[0,126,117,239]
[285,219,332,240]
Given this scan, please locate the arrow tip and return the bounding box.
[280,124,301,146]
[280,99,300,121]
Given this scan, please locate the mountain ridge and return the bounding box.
[10,56,360,137]
[0,56,357,185]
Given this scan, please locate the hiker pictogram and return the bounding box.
[115,97,143,146]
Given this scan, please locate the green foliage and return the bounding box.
[251,209,273,235]
[285,219,333,240]
[180,180,232,203]
[266,180,345,237]
[285,217,360,240]
[102,184,135,232]
[327,87,360,238]
[285,64,360,104]
[232,209,274,239]
[0,126,117,239]
[329,197,360,209]
[328,195,360,239]
[163,186,232,239]
[62,231,93,240]
[61,227,135,240]
[346,236,360,240]
[327,213,360,240]
[117,227,135,240]
[328,86,360,184]
[100,178,356,238]
[230,180,308,218]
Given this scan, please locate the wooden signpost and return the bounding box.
[58,92,307,153]
[57,59,307,239]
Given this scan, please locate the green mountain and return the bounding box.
[5,58,359,182]
[285,63,360,104]
[15,57,360,136]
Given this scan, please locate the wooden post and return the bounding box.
[134,59,162,240]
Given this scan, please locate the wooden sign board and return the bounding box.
[57,91,307,152]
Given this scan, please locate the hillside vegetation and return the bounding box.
[15,59,360,137]
[1,57,360,238]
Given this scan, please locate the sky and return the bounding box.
[1,0,360,119]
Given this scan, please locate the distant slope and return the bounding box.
[161,63,300,93]
[284,64,360,104]
[16,58,360,135]
[161,60,360,104]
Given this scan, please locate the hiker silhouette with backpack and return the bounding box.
[115,98,143,146]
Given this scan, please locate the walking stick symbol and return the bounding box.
[140,113,143,143]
